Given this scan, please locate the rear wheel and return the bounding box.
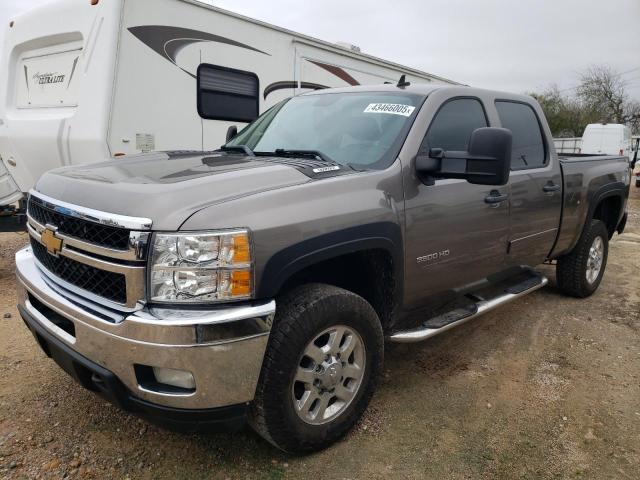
[556,219,609,298]
[249,284,383,453]
[635,176,640,188]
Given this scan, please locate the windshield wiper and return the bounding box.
[258,149,336,163]
[219,144,255,157]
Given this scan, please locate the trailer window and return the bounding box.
[495,101,546,169]
[197,64,259,123]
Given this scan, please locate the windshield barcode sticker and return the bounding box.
[363,103,415,117]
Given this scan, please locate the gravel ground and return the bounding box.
[1,184,639,480]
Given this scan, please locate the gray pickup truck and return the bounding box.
[15,83,632,453]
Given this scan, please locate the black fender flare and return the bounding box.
[585,181,628,235]
[256,222,404,302]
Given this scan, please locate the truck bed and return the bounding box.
[552,154,630,258]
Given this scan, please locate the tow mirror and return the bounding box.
[416,127,512,186]
[226,125,238,143]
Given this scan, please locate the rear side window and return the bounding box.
[420,98,488,153]
[197,64,259,122]
[495,101,546,169]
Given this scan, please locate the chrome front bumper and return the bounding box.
[16,247,275,410]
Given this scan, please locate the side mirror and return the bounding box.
[416,127,512,185]
[226,125,238,143]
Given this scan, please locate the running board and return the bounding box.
[389,274,548,344]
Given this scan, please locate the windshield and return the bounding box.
[226,91,425,169]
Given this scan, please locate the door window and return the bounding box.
[420,98,488,153]
[495,101,546,169]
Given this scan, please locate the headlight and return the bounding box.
[149,229,252,303]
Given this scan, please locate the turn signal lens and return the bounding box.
[232,234,251,263]
[231,270,251,296]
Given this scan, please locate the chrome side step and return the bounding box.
[389,274,548,344]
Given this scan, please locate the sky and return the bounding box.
[1,0,639,99]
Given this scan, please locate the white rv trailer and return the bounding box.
[0,0,458,220]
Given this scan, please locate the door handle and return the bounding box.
[484,190,509,205]
[543,183,561,194]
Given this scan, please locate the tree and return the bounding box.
[624,100,640,135]
[532,65,640,137]
[577,65,627,124]
[530,85,597,137]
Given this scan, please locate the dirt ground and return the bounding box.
[1,185,639,480]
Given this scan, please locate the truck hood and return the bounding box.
[34,151,313,230]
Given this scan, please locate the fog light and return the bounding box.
[152,367,196,390]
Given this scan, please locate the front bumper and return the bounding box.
[16,246,275,420]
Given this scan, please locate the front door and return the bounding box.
[403,97,510,310]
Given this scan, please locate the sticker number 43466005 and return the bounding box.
[363,103,416,117]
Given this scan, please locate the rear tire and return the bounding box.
[635,177,640,188]
[556,219,609,298]
[249,283,383,453]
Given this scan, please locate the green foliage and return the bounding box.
[529,86,595,137]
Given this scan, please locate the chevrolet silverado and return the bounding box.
[15,83,632,453]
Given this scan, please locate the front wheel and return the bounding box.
[249,284,383,453]
[556,219,609,298]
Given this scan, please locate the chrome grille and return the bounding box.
[28,196,131,250]
[30,238,127,304]
[26,191,151,310]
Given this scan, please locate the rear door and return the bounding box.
[496,100,562,266]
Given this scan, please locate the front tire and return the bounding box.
[249,284,383,453]
[556,219,609,298]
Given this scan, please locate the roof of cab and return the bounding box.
[301,83,448,96]
[300,83,537,104]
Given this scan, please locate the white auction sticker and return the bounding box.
[363,103,415,117]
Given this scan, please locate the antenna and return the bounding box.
[397,74,411,88]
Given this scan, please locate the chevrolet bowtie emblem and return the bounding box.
[41,227,63,257]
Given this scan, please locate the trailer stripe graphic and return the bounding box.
[264,61,361,99]
[128,26,361,101]
[308,60,360,86]
[128,25,270,79]
[67,57,79,90]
